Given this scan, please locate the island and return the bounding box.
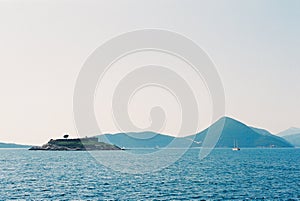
[29,137,121,151]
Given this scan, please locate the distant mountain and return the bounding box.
[250,127,272,136]
[278,127,300,136]
[186,117,293,148]
[283,134,300,147]
[97,117,293,148]
[97,132,190,148]
[0,142,30,148]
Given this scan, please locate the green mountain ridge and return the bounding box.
[1,117,293,149]
[97,117,293,148]
[187,117,292,148]
[97,132,182,148]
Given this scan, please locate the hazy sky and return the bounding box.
[0,0,299,145]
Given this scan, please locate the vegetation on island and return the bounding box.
[29,136,121,151]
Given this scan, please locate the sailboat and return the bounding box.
[232,140,240,151]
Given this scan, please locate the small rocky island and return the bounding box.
[29,136,121,151]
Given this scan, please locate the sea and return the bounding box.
[0,148,300,200]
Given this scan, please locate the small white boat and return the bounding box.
[232,140,240,151]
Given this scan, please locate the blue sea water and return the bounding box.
[0,148,300,200]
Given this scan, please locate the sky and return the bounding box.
[0,0,299,145]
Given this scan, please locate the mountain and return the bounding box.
[97,117,293,148]
[186,117,293,148]
[97,132,189,148]
[0,142,30,148]
[283,134,300,147]
[250,127,272,136]
[278,127,300,136]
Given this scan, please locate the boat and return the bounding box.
[232,140,240,151]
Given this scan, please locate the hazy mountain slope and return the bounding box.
[250,127,292,145]
[97,117,293,148]
[278,127,300,136]
[283,133,300,147]
[97,132,182,148]
[250,127,272,136]
[186,117,293,148]
[0,142,30,148]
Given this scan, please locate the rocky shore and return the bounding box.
[29,137,121,151]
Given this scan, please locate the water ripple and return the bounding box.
[0,149,299,200]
